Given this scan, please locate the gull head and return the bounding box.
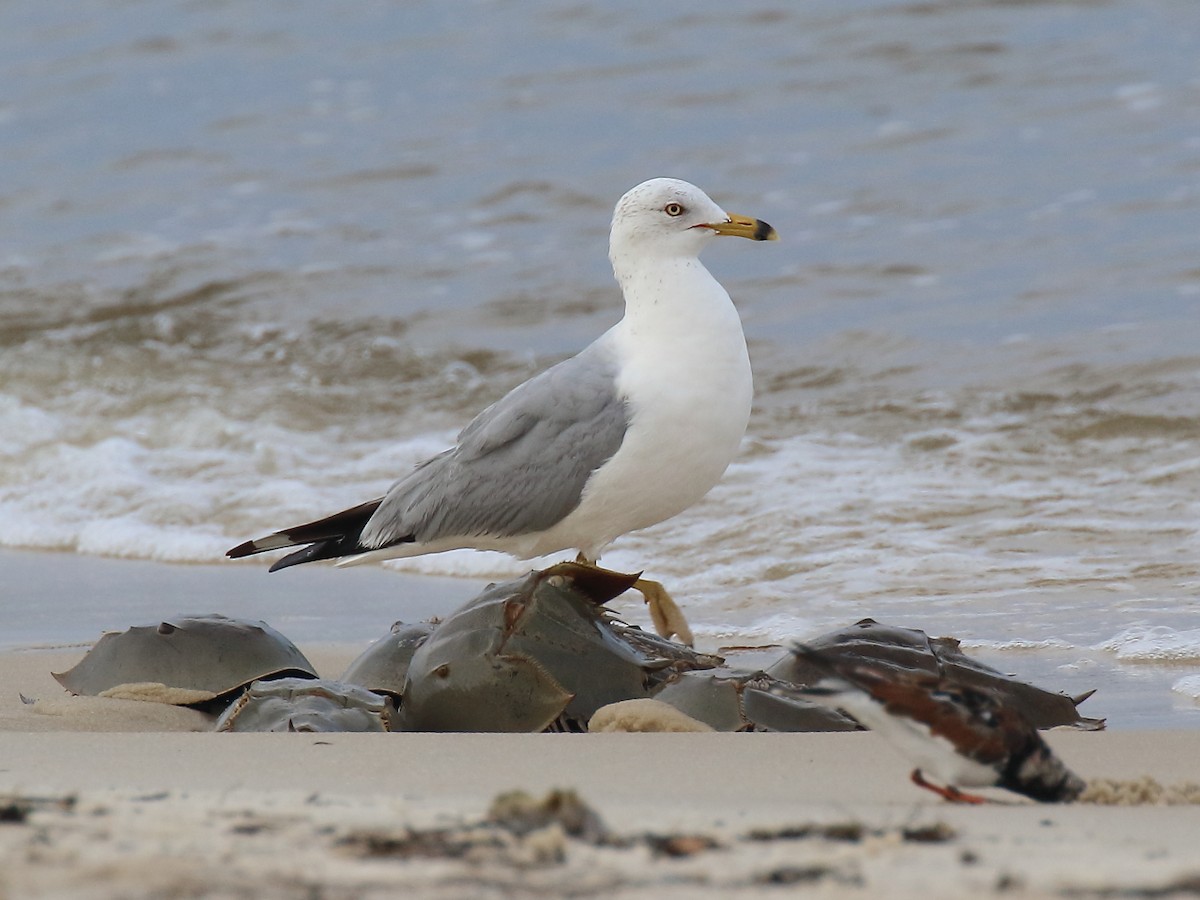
[609,178,777,266]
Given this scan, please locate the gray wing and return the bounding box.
[359,342,629,549]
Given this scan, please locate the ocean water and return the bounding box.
[2,2,1198,726]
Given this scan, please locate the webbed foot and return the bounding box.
[571,555,694,646]
[632,577,694,647]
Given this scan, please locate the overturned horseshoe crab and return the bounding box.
[767,618,1103,731]
[398,563,722,732]
[53,615,317,709]
[215,677,394,732]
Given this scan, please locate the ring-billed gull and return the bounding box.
[227,178,777,644]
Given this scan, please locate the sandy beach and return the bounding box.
[3,639,1199,899]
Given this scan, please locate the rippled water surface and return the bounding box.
[2,2,1198,725]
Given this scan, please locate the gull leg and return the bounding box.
[911,769,989,805]
[572,555,694,647]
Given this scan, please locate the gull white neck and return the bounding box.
[612,254,745,339]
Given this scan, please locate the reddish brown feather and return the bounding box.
[842,664,1023,766]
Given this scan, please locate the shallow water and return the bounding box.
[1,3,1198,725]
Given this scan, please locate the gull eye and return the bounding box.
[664,202,685,217]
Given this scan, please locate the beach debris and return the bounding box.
[397,563,720,732]
[901,822,958,843]
[755,864,862,888]
[746,820,955,847]
[1079,777,1200,806]
[336,785,972,885]
[53,615,318,708]
[645,833,721,858]
[788,642,1088,804]
[486,789,609,844]
[0,794,76,824]
[339,788,607,868]
[340,823,514,863]
[214,677,394,732]
[746,822,867,843]
[768,618,1104,731]
[0,801,28,824]
[339,620,436,700]
[588,698,715,732]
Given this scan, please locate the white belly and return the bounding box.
[520,305,753,560]
[834,691,1000,788]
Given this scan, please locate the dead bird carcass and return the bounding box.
[397,563,722,732]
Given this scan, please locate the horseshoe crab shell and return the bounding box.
[652,670,860,732]
[215,677,394,732]
[339,621,436,700]
[767,618,1103,730]
[399,563,721,732]
[52,615,317,707]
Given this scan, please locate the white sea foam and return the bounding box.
[695,611,819,643]
[0,395,459,565]
[0,398,63,458]
[1096,626,1200,663]
[958,638,1076,651]
[4,378,1199,655]
[1171,675,1200,701]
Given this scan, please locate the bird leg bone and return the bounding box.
[572,555,695,646]
[910,769,990,805]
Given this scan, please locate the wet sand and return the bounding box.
[0,548,476,652]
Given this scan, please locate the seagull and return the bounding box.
[227,178,777,644]
[790,643,1087,804]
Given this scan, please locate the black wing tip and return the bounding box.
[267,554,298,573]
[267,540,347,572]
[226,540,259,559]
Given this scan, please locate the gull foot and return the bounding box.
[632,577,694,647]
[571,555,694,647]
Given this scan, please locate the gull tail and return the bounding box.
[225,498,388,572]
